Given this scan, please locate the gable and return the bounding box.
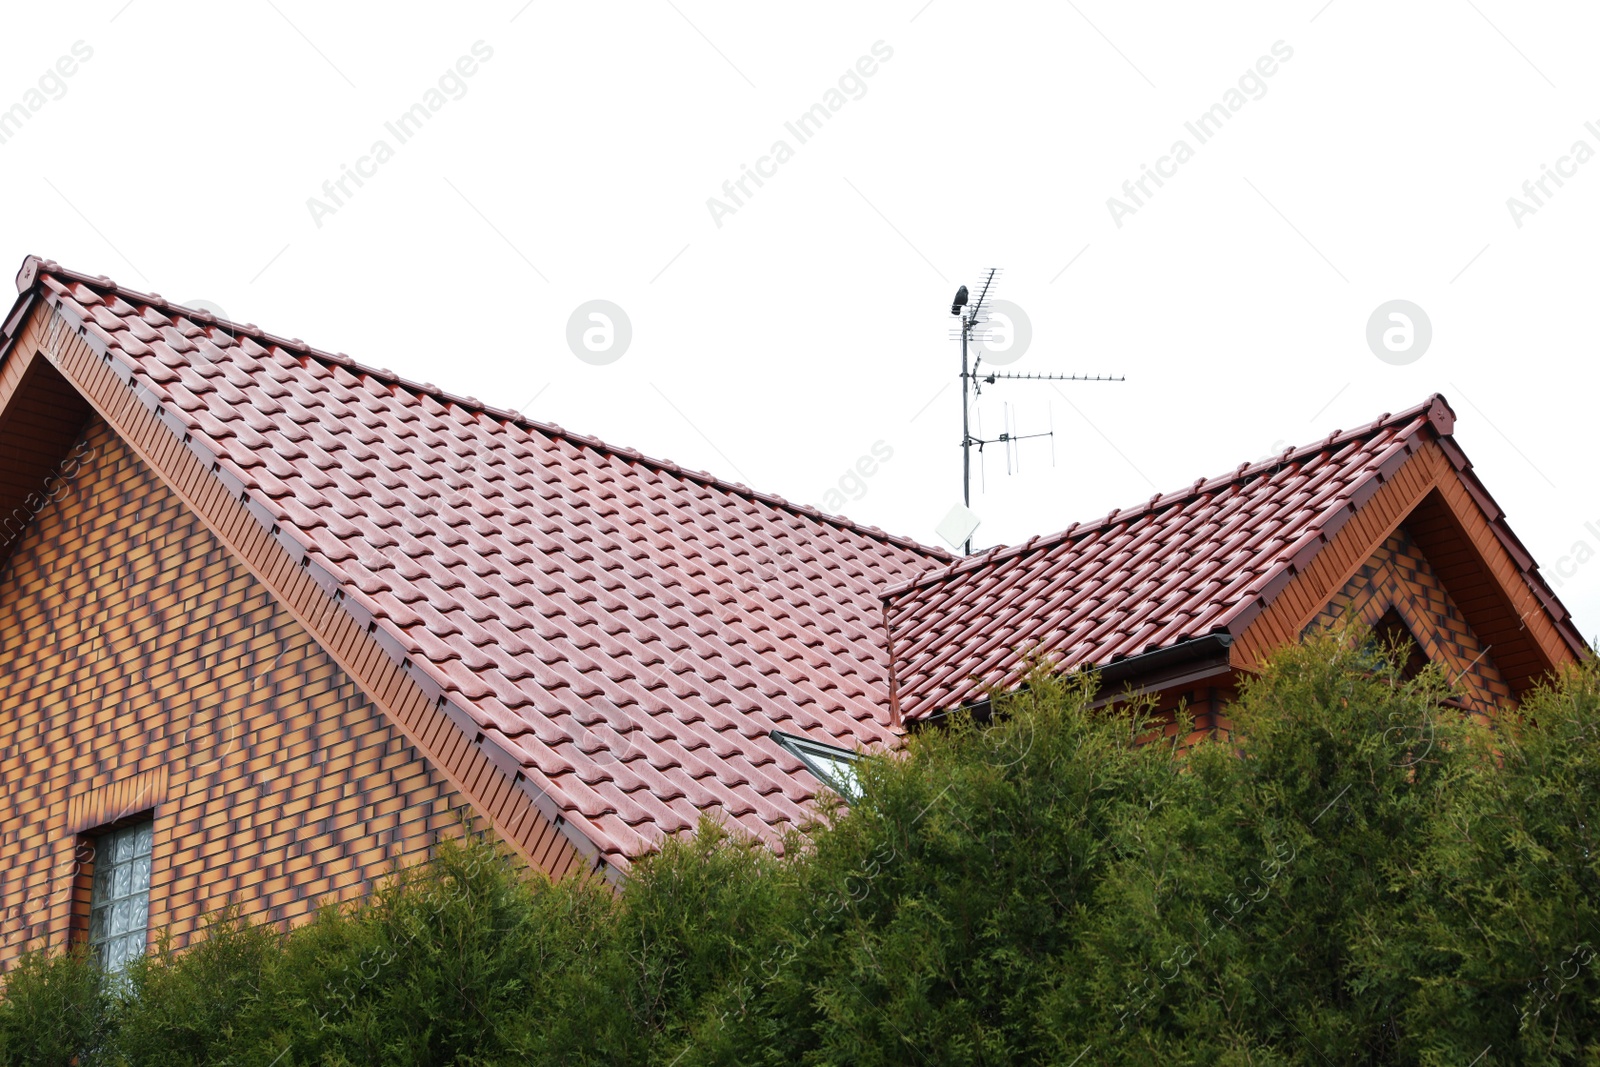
[1307,527,1514,715]
[1232,441,1582,702]
[0,301,594,883]
[0,415,472,969]
[1404,485,1565,697]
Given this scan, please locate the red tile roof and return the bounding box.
[20,258,948,869]
[14,256,1583,872]
[882,394,1582,722]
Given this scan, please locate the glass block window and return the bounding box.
[88,820,153,974]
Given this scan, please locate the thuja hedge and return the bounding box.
[4,633,1600,1065]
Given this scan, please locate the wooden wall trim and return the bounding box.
[1231,442,1446,671]
[19,300,609,885]
[1426,453,1574,682]
[1232,438,1577,688]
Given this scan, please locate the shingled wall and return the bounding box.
[1308,526,1515,718]
[1136,525,1516,751]
[0,416,472,970]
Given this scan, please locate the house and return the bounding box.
[0,257,1583,974]
[885,394,1586,739]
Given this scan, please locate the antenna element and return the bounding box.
[948,267,1125,554]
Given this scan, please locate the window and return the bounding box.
[88,820,153,974]
[1372,607,1430,681]
[772,730,865,803]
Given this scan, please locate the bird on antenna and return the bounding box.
[950,285,968,316]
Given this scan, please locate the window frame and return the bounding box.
[771,729,866,804]
[77,815,155,975]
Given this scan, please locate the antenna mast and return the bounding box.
[948,268,1125,555]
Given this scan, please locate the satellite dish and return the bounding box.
[935,503,982,551]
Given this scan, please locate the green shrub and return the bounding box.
[2,633,1597,1065]
[0,944,112,1065]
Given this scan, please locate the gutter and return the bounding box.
[1089,632,1235,705]
[912,632,1236,727]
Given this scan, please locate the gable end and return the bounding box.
[1234,438,1583,699]
[7,296,606,883]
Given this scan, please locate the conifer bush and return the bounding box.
[1,631,1596,1065]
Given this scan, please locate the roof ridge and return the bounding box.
[881,393,1453,602]
[21,256,950,563]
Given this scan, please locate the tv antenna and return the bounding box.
[947,268,1124,555]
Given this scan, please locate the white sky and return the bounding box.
[3,1,1596,639]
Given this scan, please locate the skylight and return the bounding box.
[771,730,865,803]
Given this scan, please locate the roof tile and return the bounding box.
[27,258,1581,873]
[30,263,948,868]
[884,398,1455,721]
